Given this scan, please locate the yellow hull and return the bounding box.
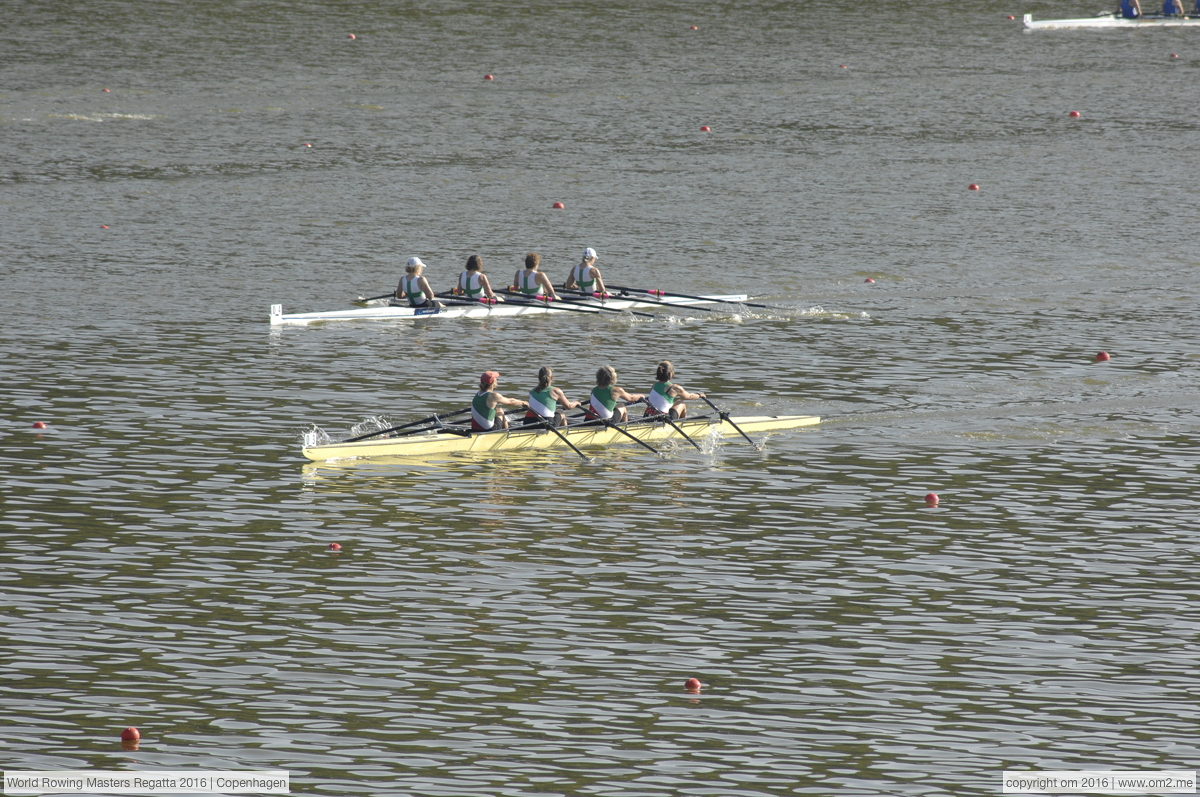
[302,415,819,461]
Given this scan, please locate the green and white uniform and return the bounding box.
[400,275,425,306]
[572,264,597,292]
[516,269,544,297]
[588,385,617,420]
[527,386,558,419]
[471,390,497,430]
[646,380,676,415]
[459,271,485,298]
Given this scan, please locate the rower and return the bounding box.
[393,257,441,308]
[563,247,609,297]
[643,361,705,420]
[471,371,528,431]
[1162,0,1183,14]
[1119,0,1141,18]
[524,366,581,427]
[456,255,502,302]
[585,365,645,424]
[511,253,559,300]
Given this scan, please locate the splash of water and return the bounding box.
[349,416,392,438]
[302,425,333,448]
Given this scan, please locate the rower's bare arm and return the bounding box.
[614,387,645,403]
[552,388,581,409]
[563,272,577,290]
[539,273,558,299]
[480,274,498,299]
[593,268,608,295]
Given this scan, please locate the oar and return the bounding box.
[553,289,670,318]
[344,408,471,443]
[607,284,783,311]
[561,287,716,313]
[531,416,592,461]
[497,293,606,317]
[355,291,398,304]
[649,409,704,451]
[595,415,660,455]
[700,396,760,450]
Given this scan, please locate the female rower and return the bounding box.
[393,257,441,308]
[456,255,501,302]
[472,371,528,431]
[643,360,705,419]
[563,247,609,297]
[524,366,581,427]
[585,365,645,424]
[511,253,559,300]
[1118,0,1141,17]
[1162,0,1183,14]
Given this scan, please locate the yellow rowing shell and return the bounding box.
[302,414,819,461]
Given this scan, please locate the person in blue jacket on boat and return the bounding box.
[1162,0,1184,15]
[1119,0,1141,17]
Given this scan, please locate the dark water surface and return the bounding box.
[3,1,1200,795]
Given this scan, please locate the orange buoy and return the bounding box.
[968,183,979,191]
[32,421,47,429]
[551,201,565,209]
[684,678,702,692]
[840,64,847,68]
[700,125,710,132]
[102,88,111,92]
[1095,351,1110,362]
[100,225,109,229]
[121,727,140,742]
[1069,110,1080,118]
[347,33,356,39]
[328,542,341,551]
[484,73,494,80]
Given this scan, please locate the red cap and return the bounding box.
[481,371,499,386]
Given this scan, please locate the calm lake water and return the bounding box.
[3,1,1200,795]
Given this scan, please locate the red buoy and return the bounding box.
[864,278,875,284]
[700,125,710,132]
[303,143,312,147]
[690,25,698,30]
[102,88,111,92]
[968,183,980,191]
[328,542,341,551]
[840,64,847,69]
[925,492,939,505]
[484,73,494,80]
[551,201,565,209]
[32,421,47,429]
[684,678,702,692]
[1007,14,1016,19]
[121,727,140,742]
[1069,110,1080,118]
[1171,53,1179,59]
[347,33,356,40]
[100,225,109,229]
[1095,351,1110,362]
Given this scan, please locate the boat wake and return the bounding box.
[349,416,393,439]
[303,425,334,448]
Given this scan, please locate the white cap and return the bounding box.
[407,257,425,267]
[582,247,597,260]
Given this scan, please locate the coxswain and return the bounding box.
[585,365,645,424]
[1119,0,1141,18]
[393,257,441,308]
[563,247,609,297]
[471,371,527,431]
[524,366,581,427]
[1162,0,1183,14]
[456,255,501,302]
[643,361,705,419]
[511,252,559,300]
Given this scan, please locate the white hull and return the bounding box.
[1023,12,1200,27]
[270,294,749,325]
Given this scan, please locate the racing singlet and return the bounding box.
[1120,0,1139,17]
[572,264,597,292]
[588,386,616,420]
[527,386,558,419]
[401,276,424,306]
[518,270,544,296]
[1163,0,1179,13]
[471,390,496,430]
[460,271,485,298]
[646,381,676,414]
